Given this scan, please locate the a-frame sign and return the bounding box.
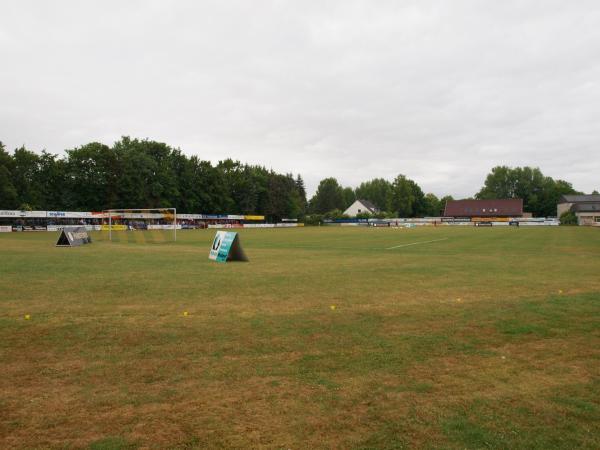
[56,226,92,247]
[208,231,249,262]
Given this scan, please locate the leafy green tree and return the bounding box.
[560,211,577,225]
[407,179,426,216]
[439,195,454,216]
[37,151,68,210]
[0,165,18,208]
[309,178,345,214]
[0,137,314,215]
[0,142,13,169]
[422,193,441,216]
[355,178,392,211]
[130,138,179,208]
[0,142,18,208]
[285,174,305,220]
[390,174,420,217]
[5,137,589,221]
[295,175,308,215]
[323,209,348,220]
[170,151,201,213]
[195,160,232,213]
[110,138,178,209]
[477,166,581,216]
[12,146,42,209]
[66,142,118,210]
[218,159,255,214]
[341,187,356,209]
[477,166,518,199]
[543,179,580,217]
[304,214,323,226]
[264,173,303,221]
[264,173,287,220]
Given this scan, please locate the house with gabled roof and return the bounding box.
[344,199,380,217]
[557,194,600,226]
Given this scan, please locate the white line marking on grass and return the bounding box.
[386,238,448,250]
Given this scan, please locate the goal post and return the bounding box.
[102,208,177,242]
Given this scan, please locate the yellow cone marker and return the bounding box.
[183,311,189,317]
[24,314,30,320]
[456,298,462,303]
[558,290,563,294]
[330,305,336,310]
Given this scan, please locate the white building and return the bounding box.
[343,199,380,217]
[557,194,600,226]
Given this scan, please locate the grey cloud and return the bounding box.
[1,0,599,198]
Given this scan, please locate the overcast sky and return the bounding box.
[1,1,599,197]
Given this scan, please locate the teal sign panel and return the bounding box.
[209,231,249,262]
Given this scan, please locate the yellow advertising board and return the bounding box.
[472,217,509,222]
[244,215,265,221]
[100,224,128,231]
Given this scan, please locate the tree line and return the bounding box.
[308,176,453,220]
[0,137,592,219]
[307,167,586,219]
[0,138,307,221]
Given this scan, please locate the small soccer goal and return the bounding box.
[102,208,177,242]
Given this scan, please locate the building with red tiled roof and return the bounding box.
[444,199,523,218]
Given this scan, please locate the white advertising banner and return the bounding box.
[147,224,182,230]
[47,225,101,231]
[520,221,559,226]
[208,223,244,229]
[177,213,203,220]
[0,210,94,218]
[0,226,12,232]
[242,223,302,228]
[242,224,274,228]
[443,222,473,226]
[47,211,93,218]
[0,210,47,218]
[119,212,165,219]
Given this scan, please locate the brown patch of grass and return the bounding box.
[1,227,600,448]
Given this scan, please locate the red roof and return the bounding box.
[444,199,523,217]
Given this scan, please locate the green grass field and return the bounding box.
[1,226,599,449]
